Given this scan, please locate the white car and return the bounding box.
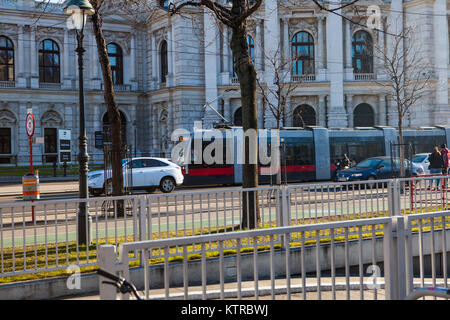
[412,153,430,175]
[88,157,184,196]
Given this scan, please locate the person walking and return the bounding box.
[428,146,444,190]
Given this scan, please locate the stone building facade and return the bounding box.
[0,0,449,165]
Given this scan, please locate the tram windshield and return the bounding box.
[355,158,383,169]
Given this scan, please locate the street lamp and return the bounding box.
[64,0,95,245]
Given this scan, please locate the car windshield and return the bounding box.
[412,155,427,163]
[356,158,383,169]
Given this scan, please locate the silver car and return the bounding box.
[88,157,184,196]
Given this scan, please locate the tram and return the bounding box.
[176,126,450,186]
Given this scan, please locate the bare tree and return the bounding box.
[166,0,263,229]
[374,26,432,177]
[88,0,125,207]
[256,45,301,185]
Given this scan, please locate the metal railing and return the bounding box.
[1,176,450,282]
[98,209,450,300]
[99,216,393,300]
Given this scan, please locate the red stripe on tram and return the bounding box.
[186,167,235,176]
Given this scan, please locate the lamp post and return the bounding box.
[64,0,95,245]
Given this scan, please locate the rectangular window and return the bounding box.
[0,128,11,154]
[44,128,58,163]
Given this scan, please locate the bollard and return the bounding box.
[22,172,40,201]
[53,161,57,177]
[63,161,67,177]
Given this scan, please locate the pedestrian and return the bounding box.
[428,146,444,190]
[440,143,449,175]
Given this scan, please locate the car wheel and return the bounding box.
[160,176,175,193]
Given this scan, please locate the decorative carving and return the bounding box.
[37,27,64,44]
[0,109,17,126]
[41,110,63,127]
[289,19,318,40]
[102,30,132,54]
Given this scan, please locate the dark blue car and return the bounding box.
[336,156,420,184]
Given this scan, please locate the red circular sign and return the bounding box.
[26,113,35,137]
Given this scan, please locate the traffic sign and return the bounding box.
[26,113,35,137]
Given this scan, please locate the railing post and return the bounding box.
[383,220,396,300]
[98,245,117,300]
[139,196,147,242]
[278,185,290,247]
[403,216,414,296]
[392,216,407,299]
[388,179,401,216]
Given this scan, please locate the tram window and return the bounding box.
[330,139,384,165]
[284,143,314,165]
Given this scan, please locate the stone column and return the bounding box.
[387,97,398,127]
[130,31,138,91]
[203,9,220,127]
[17,24,26,88]
[378,95,387,125]
[167,26,173,86]
[63,28,72,89]
[257,96,264,128]
[30,26,39,88]
[317,15,327,81]
[283,18,289,65]
[220,26,231,85]
[90,31,101,90]
[433,0,449,125]
[223,97,232,124]
[344,18,354,80]
[326,3,347,128]
[256,21,262,71]
[346,94,354,128]
[152,105,159,154]
[151,32,157,89]
[318,95,327,127]
[376,19,386,79]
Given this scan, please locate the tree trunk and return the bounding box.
[230,23,260,229]
[91,12,124,211]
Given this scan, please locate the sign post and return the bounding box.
[25,110,37,222]
[26,112,35,173]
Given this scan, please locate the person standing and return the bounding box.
[429,146,444,189]
[440,144,449,174]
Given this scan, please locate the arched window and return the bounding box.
[352,30,373,74]
[39,39,60,83]
[293,104,316,127]
[291,32,315,76]
[107,43,123,85]
[103,111,127,144]
[0,36,14,82]
[233,107,242,126]
[353,103,375,127]
[160,40,168,83]
[233,35,255,77]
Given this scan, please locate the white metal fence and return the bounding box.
[98,210,450,300]
[1,176,450,281]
